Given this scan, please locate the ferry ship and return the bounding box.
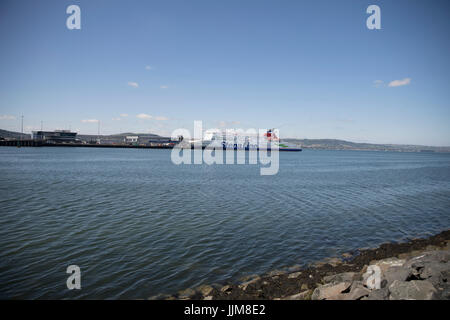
[189,129,302,152]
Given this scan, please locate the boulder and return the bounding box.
[418,262,449,285]
[148,293,171,300]
[288,271,302,279]
[239,276,261,291]
[404,250,450,270]
[268,270,286,277]
[383,266,411,288]
[178,288,196,299]
[362,257,409,289]
[311,282,351,300]
[323,272,356,284]
[344,286,371,300]
[362,288,390,300]
[404,250,450,287]
[375,257,406,273]
[435,283,450,300]
[197,284,214,296]
[239,274,260,282]
[283,290,310,300]
[389,280,437,300]
[220,285,233,294]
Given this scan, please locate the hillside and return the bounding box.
[284,138,450,153]
[0,129,30,140]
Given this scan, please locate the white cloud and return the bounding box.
[128,82,139,88]
[388,78,411,87]
[160,85,168,89]
[154,116,169,121]
[0,115,16,120]
[137,113,152,119]
[145,65,152,70]
[112,117,121,121]
[120,113,128,117]
[81,119,99,123]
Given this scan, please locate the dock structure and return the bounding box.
[0,140,44,147]
[0,140,301,151]
[0,140,173,149]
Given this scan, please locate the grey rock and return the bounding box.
[363,258,409,289]
[178,288,196,299]
[220,285,233,294]
[288,271,302,279]
[404,250,450,270]
[344,286,371,300]
[239,274,260,282]
[239,276,261,291]
[435,283,450,300]
[283,290,310,300]
[362,287,390,300]
[268,270,286,277]
[376,257,406,272]
[311,282,352,300]
[383,266,411,287]
[420,262,449,285]
[323,272,356,284]
[148,293,171,300]
[404,250,450,287]
[197,284,214,296]
[389,280,437,300]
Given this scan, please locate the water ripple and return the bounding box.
[0,148,449,299]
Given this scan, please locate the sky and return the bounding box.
[0,0,449,146]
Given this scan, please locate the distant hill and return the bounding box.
[0,129,30,140]
[283,138,450,153]
[77,132,163,144]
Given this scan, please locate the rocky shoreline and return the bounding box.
[151,229,450,300]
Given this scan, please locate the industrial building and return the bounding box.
[32,130,78,143]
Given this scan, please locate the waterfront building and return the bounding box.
[32,130,78,143]
[125,136,139,144]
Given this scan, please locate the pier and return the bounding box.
[0,140,173,149]
[0,140,301,151]
[0,140,44,147]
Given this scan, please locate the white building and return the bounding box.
[125,136,139,143]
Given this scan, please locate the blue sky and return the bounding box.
[0,0,449,146]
